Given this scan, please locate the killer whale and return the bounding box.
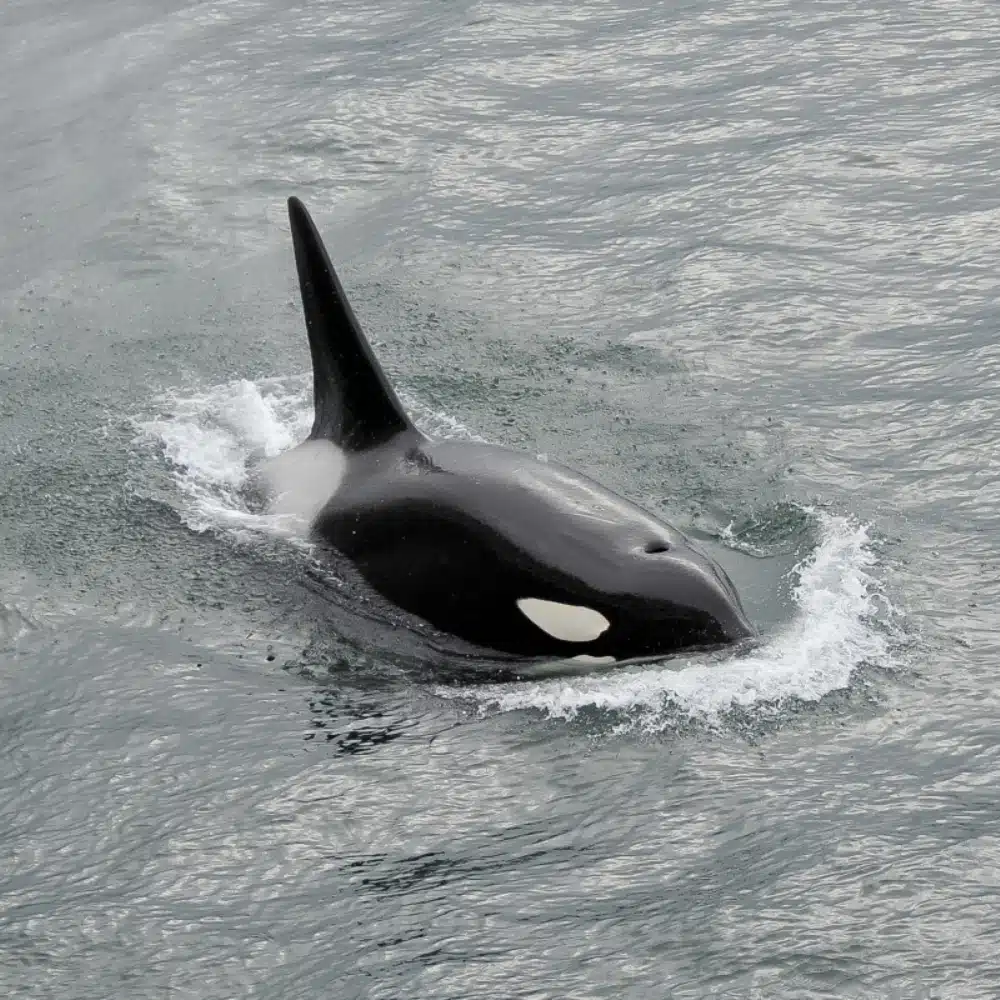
[266,196,754,661]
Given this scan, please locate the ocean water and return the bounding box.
[2,1,999,997]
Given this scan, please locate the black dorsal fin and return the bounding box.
[287,196,414,451]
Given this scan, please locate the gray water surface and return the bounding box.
[2,1,1000,997]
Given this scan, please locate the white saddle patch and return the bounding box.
[516,598,610,643]
[260,439,346,525]
[571,654,616,665]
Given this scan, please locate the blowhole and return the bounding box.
[644,540,670,554]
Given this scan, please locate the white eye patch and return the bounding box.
[516,598,610,643]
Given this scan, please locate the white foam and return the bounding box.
[134,375,314,537]
[437,512,898,731]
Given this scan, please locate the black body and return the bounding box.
[281,196,755,660]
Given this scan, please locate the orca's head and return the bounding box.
[517,532,755,660]
[611,532,756,654]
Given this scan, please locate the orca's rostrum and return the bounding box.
[263,196,754,662]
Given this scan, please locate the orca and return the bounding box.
[264,197,755,662]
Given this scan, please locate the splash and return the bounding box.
[436,512,895,729]
[134,375,312,537]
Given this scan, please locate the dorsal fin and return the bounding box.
[287,196,414,451]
